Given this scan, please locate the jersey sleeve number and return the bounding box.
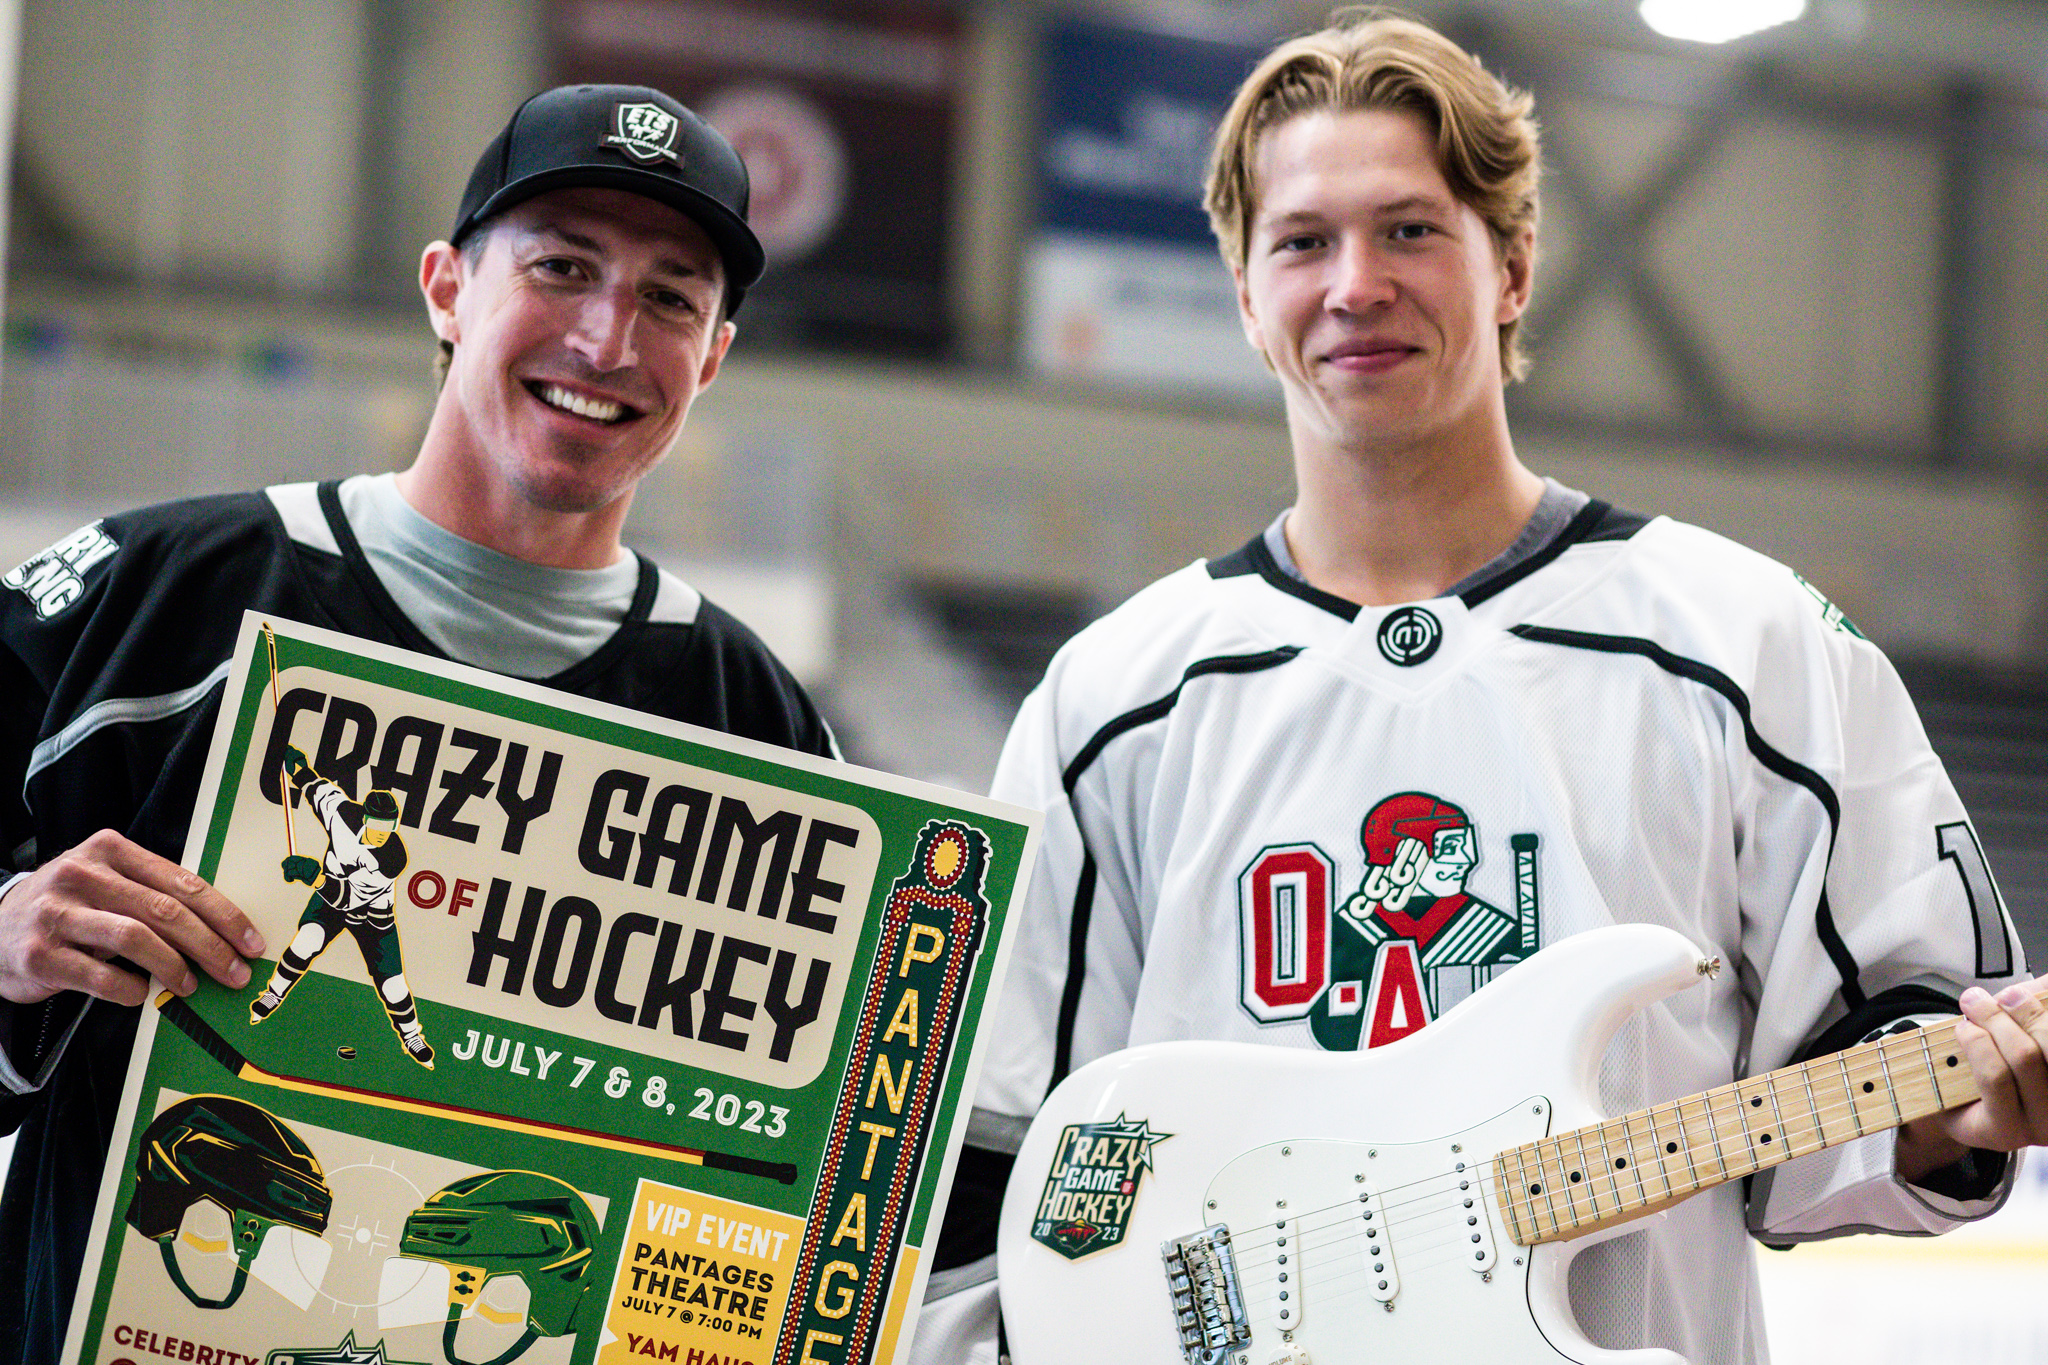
[1937,821,2014,978]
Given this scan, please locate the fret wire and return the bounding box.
[1874,1040,1905,1127]
[1667,1099,1702,1192]
[1595,1118,1627,1216]
[1836,1051,1867,1136]
[1619,1109,1652,1207]
[1496,1151,1527,1244]
[1798,1057,1825,1149]
[1536,1140,1564,1235]
[1915,1028,1946,1113]
[1709,1084,1754,1177]
[1573,1128,1602,1227]
[1654,1101,1687,1197]
[1568,1128,1599,1226]
[1701,1086,1737,1180]
[1760,1072,1789,1161]
[1729,1082,1763,1174]
[1535,1139,1566,1234]
[1683,1095,1715,1185]
[1732,1082,1760,1165]
[1500,1148,1528,1243]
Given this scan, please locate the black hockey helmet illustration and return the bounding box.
[363,790,401,822]
[397,1170,599,1365]
[126,1094,332,1309]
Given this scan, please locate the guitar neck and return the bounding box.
[1492,1006,1999,1247]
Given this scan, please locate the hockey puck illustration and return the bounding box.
[336,1046,357,1060]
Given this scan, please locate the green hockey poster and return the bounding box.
[61,613,1037,1365]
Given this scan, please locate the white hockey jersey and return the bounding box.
[949,501,2022,1365]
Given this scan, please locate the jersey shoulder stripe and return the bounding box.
[1062,646,1305,793]
[25,660,232,790]
[1206,535,1360,621]
[1460,499,1650,607]
[1508,622,1864,1005]
[1048,644,1306,1090]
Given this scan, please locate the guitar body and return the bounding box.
[996,924,1713,1365]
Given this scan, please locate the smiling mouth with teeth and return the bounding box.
[529,381,637,425]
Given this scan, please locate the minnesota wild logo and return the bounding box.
[1307,792,1539,1051]
[1029,1115,1170,1260]
[266,1331,426,1364]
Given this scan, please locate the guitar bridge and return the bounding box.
[1160,1225,1253,1364]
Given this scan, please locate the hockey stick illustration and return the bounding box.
[1510,831,1539,953]
[154,991,800,1185]
[263,622,296,859]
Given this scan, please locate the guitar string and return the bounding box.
[1202,1054,1961,1262]
[1221,1174,1507,1312]
[1172,1039,1981,1321]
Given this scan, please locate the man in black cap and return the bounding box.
[0,85,831,1361]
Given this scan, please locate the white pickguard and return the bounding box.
[997,924,1710,1365]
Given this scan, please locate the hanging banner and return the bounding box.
[1023,16,1272,399]
[61,613,1034,1365]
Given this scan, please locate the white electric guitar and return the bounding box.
[996,924,2005,1365]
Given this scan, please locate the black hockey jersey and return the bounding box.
[0,481,834,1361]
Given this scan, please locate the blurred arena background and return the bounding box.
[1,1,2045,1357]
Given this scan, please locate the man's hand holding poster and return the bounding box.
[62,614,1036,1365]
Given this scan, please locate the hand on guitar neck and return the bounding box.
[1896,977,2048,1183]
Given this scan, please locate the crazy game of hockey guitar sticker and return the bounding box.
[63,614,1037,1365]
[1027,1116,1171,1260]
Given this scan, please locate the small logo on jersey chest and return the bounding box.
[1376,606,1441,666]
[1030,1114,1170,1259]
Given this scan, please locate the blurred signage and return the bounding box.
[553,0,958,356]
[1024,17,1271,399]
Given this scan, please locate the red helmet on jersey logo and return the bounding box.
[1359,793,1469,865]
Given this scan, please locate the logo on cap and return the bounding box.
[605,102,682,165]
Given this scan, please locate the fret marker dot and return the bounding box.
[1863,1082,1875,1093]
[1761,1133,1772,1144]
[1947,1056,1959,1067]
[1569,1172,1582,1183]
[1750,1096,1763,1107]
[1615,1158,1627,1169]
[1529,1183,1542,1195]
[1666,1142,1678,1153]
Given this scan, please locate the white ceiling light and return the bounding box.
[1639,0,1807,44]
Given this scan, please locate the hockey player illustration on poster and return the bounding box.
[250,744,435,1068]
[1310,791,1537,1050]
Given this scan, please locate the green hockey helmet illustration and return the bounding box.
[395,1170,599,1365]
[125,1094,332,1309]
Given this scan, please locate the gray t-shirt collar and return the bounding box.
[1261,477,1591,601]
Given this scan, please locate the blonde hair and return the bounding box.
[1204,10,1541,380]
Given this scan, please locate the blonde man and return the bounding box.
[916,13,2047,1365]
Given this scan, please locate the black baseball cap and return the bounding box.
[452,84,766,315]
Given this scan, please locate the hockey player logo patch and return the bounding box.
[1237,792,1542,1051]
[1029,1114,1170,1260]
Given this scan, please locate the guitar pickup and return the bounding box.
[1355,1182,1399,1304]
[1452,1157,1497,1274]
[1160,1225,1253,1365]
